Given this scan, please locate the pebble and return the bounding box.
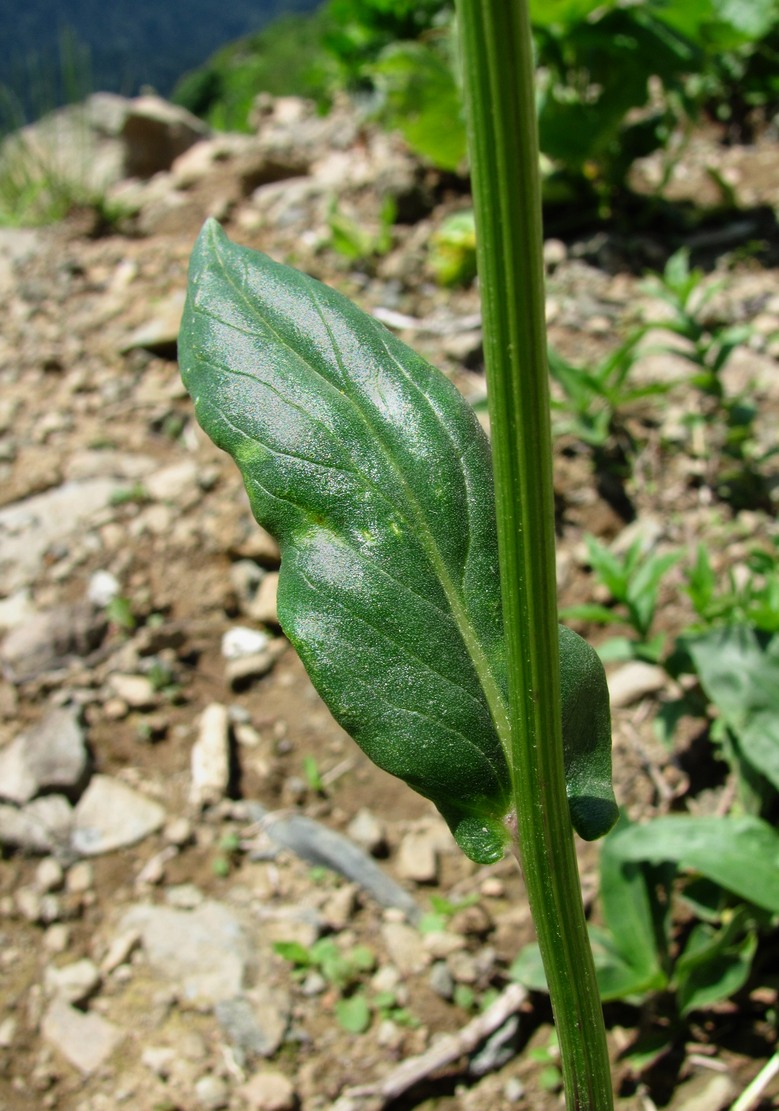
[607,661,667,708]
[164,816,194,846]
[66,861,94,894]
[45,958,101,1005]
[215,987,290,1060]
[119,899,250,1005]
[100,928,141,974]
[0,795,74,854]
[0,706,87,805]
[35,858,65,892]
[226,640,287,687]
[194,1074,230,1110]
[222,626,270,659]
[380,921,430,976]
[72,774,166,855]
[239,1070,297,1111]
[109,673,157,710]
[429,960,455,1000]
[87,570,121,607]
[41,997,122,1074]
[248,571,279,624]
[190,702,231,809]
[43,924,71,954]
[396,829,438,884]
[346,808,387,857]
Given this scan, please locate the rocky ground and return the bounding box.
[1,92,778,1111]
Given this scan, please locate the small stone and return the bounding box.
[248,572,279,625]
[608,661,667,708]
[141,1045,175,1078]
[322,884,358,931]
[240,1070,297,1111]
[43,924,71,954]
[41,997,122,1074]
[45,958,101,1005]
[101,928,141,974]
[119,900,250,1005]
[190,703,231,809]
[396,830,438,884]
[164,816,194,846]
[72,774,166,855]
[0,795,74,854]
[35,858,64,893]
[346,808,387,857]
[222,626,270,660]
[543,238,567,268]
[446,949,479,984]
[194,1074,230,1110]
[0,706,87,804]
[87,570,121,607]
[109,673,157,710]
[65,861,94,894]
[215,988,290,1060]
[381,921,430,976]
[145,459,199,503]
[429,960,455,1000]
[0,1016,16,1048]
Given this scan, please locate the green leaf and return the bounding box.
[687,626,779,793]
[675,916,757,1016]
[335,992,372,1034]
[179,221,617,861]
[599,825,667,985]
[609,814,779,912]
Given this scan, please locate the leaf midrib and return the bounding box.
[203,226,512,760]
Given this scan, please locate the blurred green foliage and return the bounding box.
[174,0,779,218]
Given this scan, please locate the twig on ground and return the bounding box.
[339,981,529,1108]
[730,1052,779,1111]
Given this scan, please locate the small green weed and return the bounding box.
[325,195,395,269]
[562,533,682,662]
[428,210,478,287]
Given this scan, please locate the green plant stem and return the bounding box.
[456,2,613,1108]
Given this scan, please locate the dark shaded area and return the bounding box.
[1,0,321,121]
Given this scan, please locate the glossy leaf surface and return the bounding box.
[179,220,616,862]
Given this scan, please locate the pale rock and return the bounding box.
[668,1071,736,1111]
[41,996,122,1074]
[0,589,35,631]
[222,626,270,659]
[446,949,479,984]
[0,479,123,597]
[346,808,387,857]
[72,774,165,855]
[141,1045,175,1078]
[87,570,121,607]
[396,829,438,884]
[0,706,86,804]
[44,924,71,954]
[190,703,231,808]
[0,795,74,855]
[0,1016,16,1048]
[45,958,101,1005]
[119,289,185,356]
[229,523,280,564]
[35,858,64,892]
[119,900,250,1005]
[100,928,141,975]
[109,673,157,709]
[120,94,210,179]
[145,458,199,503]
[164,816,194,846]
[215,989,290,1061]
[380,921,431,976]
[226,640,287,687]
[240,1070,297,1111]
[195,1074,230,1110]
[66,860,94,894]
[608,661,667,708]
[248,572,279,625]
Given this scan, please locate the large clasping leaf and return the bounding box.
[179,220,616,863]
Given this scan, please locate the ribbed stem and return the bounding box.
[455,2,614,1107]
